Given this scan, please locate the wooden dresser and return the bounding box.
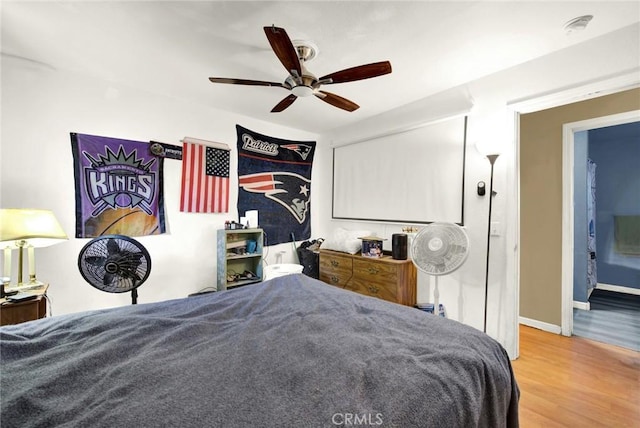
[319,249,416,306]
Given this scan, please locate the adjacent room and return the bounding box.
[1,1,639,426]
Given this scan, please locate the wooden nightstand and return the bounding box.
[0,284,49,326]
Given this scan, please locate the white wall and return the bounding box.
[0,58,318,314]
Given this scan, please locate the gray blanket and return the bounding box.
[1,274,518,427]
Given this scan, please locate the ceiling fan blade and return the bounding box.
[271,94,298,113]
[319,61,392,84]
[315,91,359,112]
[263,26,302,78]
[209,77,287,88]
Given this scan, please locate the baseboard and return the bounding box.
[597,283,640,296]
[519,317,562,334]
[573,300,590,311]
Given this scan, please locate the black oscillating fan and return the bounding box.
[78,235,151,304]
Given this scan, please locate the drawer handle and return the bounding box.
[330,260,339,267]
[330,275,339,283]
[367,267,379,275]
[367,285,380,294]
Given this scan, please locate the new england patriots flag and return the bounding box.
[236,125,316,246]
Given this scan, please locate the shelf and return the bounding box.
[217,228,264,291]
[226,253,262,260]
[226,279,262,288]
[226,240,248,249]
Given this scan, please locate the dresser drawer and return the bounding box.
[349,278,397,303]
[319,251,353,288]
[353,259,398,283]
[351,258,398,302]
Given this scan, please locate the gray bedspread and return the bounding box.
[1,274,518,427]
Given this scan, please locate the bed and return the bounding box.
[0,274,519,427]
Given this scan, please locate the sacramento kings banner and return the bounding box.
[71,133,166,238]
[236,125,315,246]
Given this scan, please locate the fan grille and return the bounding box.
[78,235,151,293]
[411,223,469,275]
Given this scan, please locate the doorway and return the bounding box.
[510,74,640,356]
[561,110,640,344]
[561,111,640,336]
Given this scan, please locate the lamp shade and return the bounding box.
[475,139,503,157]
[0,209,68,247]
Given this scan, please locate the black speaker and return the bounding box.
[392,233,408,260]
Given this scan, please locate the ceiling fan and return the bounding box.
[209,26,392,113]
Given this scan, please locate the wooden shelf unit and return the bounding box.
[217,228,264,291]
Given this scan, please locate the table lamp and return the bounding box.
[0,208,68,289]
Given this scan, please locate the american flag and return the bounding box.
[180,142,230,213]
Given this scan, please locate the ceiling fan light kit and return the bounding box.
[209,25,392,112]
[291,85,314,97]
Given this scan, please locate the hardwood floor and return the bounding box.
[573,289,640,351]
[512,325,640,427]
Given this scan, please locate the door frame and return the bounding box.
[561,110,640,336]
[508,70,639,341]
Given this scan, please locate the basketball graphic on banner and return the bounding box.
[84,207,161,237]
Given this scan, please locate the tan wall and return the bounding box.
[520,88,640,326]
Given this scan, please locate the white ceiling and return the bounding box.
[2,1,639,134]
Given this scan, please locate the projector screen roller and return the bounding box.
[332,115,467,225]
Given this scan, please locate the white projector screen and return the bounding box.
[332,116,467,224]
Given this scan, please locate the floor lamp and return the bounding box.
[476,142,501,334]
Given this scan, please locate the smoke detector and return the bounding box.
[564,15,593,34]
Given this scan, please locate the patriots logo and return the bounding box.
[280,144,313,161]
[239,172,310,224]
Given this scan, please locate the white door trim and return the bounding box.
[561,110,640,336]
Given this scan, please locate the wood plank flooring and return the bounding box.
[512,325,640,427]
[573,289,640,351]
